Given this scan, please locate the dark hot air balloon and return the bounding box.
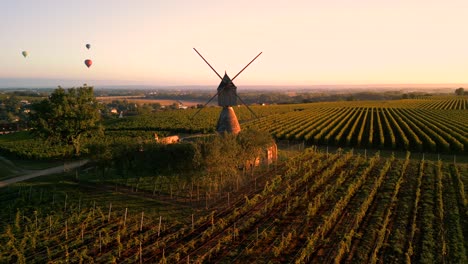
[84,59,92,68]
[22,51,28,58]
[86,44,91,49]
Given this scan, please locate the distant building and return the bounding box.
[244,143,278,169]
[177,101,188,109]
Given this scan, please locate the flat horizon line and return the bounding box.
[1,83,467,89]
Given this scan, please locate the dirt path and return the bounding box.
[0,160,89,188]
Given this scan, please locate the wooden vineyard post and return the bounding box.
[92,200,96,217]
[34,211,38,229]
[81,223,84,242]
[140,211,144,232]
[233,223,236,241]
[64,194,67,212]
[108,202,112,222]
[158,215,162,236]
[211,213,214,229]
[65,220,68,240]
[99,231,102,253]
[191,214,194,231]
[124,208,128,227]
[139,240,142,264]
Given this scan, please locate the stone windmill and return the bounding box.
[192,48,262,135]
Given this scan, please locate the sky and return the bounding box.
[1,0,468,88]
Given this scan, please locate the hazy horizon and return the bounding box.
[0,77,465,92]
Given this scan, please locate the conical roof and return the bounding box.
[216,106,241,135]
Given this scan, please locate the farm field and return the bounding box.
[101,96,468,153]
[245,97,468,154]
[0,96,466,160]
[0,148,466,263]
[0,95,466,263]
[96,96,207,107]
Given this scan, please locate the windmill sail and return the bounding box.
[192,48,262,134]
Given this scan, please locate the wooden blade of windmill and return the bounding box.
[236,94,258,119]
[190,91,221,120]
[232,52,263,81]
[193,48,223,80]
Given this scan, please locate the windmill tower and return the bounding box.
[192,48,262,135]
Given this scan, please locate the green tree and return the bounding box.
[0,95,21,123]
[192,129,274,186]
[193,133,241,180]
[237,129,274,164]
[30,85,102,156]
[136,104,153,115]
[455,87,464,96]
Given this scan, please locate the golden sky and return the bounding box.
[1,0,467,87]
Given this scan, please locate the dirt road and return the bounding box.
[0,160,89,188]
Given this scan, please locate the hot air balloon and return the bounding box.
[22,51,28,58]
[84,59,92,68]
[86,44,91,49]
